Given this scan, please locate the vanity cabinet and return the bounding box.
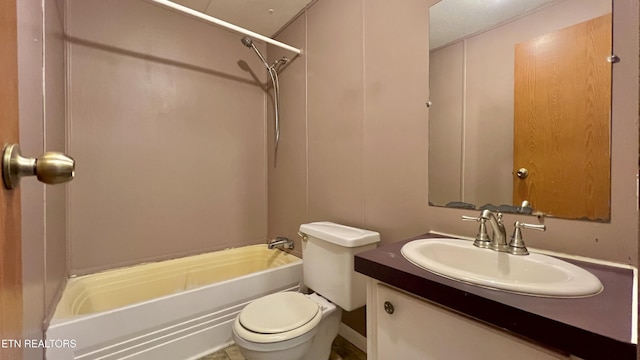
[367,280,571,360]
[356,236,636,359]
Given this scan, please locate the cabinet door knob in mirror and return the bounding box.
[516,167,529,179]
[2,144,75,189]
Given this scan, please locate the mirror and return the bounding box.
[428,0,612,221]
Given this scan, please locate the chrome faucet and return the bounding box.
[462,210,546,255]
[462,210,507,251]
[481,210,508,251]
[267,236,294,250]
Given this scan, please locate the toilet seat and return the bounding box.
[234,292,323,343]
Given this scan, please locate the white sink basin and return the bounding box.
[401,238,603,297]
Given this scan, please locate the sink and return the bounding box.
[401,238,603,297]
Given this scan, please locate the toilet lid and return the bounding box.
[239,292,320,334]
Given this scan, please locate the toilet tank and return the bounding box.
[299,222,380,311]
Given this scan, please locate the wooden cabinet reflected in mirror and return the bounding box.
[428,0,612,221]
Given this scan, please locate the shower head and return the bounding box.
[241,36,269,69]
[241,36,253,47]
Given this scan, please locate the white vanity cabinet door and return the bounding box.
[369,282,570,360]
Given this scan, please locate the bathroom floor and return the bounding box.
[199,335,366,360]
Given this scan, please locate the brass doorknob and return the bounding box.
[516,168,529,179]
[2,144,75,189]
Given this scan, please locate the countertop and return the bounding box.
[354,233,636,360]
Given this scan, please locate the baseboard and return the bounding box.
[338,323,367,354]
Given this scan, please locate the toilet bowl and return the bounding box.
[231,222,380,360]
[232,292,341,360]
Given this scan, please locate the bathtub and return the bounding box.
[45,245,302,360]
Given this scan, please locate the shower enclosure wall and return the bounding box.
[66,0,272,274]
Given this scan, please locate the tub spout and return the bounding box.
[268,237,294,250]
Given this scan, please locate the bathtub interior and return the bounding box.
[53,244,300,319]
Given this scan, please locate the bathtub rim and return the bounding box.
[51,248,302,323]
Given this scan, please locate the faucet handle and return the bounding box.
[508,221,546,255]
[461,215,491,248]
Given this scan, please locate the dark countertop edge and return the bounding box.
[355,238,637,360]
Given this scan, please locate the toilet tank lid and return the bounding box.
[299,222,380,247]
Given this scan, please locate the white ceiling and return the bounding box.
[171,0,312,37]
[430,0,563,49]
[169,0,566,49]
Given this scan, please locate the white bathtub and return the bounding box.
[45,245,302,360]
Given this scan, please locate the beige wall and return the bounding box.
[67,0,269,274]
[306,0,365,226]
[269,0,639,267]
[430,0,611,207]
[17,0,67,358]
[268,0,433,253]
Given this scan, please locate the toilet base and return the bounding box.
[232,293,342,360]
[301,299,342,360]
[233,337,312,360]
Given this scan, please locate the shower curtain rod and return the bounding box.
[149,0,303,56]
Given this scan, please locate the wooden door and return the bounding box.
[0,0,23,359]
[513,14,611,220]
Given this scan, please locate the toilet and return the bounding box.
[231,222,380,360]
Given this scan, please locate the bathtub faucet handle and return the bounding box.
[268,236,294,250]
